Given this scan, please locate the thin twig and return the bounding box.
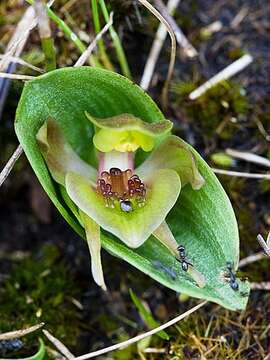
[0,323,44,341]
[74,12,113,67]
[137,0,176,109]
[42,330,75,360]
[0,55,44,73]
[144,348,166,353]
[0,72,35,80]
[0,6,36,118]
[0,145,23,187]
[0,6,36,72]
[257,234,270,257]
[238,252,266,268]
[212,168,270,180]
[73,301,207,360]
[226,149,270,169]
[154,0,197,57]
[140,0,180,91]
[230,7,249,29]
[250,282,270,291]
[200,21,223,37]
[189,54,253,100]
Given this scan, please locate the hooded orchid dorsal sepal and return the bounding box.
[36,114,204,289]
[85,112,173,152]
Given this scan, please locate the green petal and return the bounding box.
[137,135,205,190]
[80,211,106,290]
[86,112,172,153]
[36,118,97,186]
[65,169,181,248]
[152,221,179,256]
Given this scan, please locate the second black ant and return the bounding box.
[226,262,239,291]
[176,245,193,272]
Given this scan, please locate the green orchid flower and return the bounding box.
[36,113,205,290]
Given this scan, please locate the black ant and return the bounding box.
[176,245,193,272]
[226,262,239,291]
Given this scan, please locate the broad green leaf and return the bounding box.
[15,67,249,310]
[0,339,45,360]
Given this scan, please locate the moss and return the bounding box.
[0,244,81,358]
[171,80,250,140]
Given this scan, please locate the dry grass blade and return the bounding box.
[74,12,114,67]
[42,330,75,359]
[212,168,270,180]
[0,6,36,72]
[0,145,23,188]
[34,0,52,39]
[238,252,266,268]
[226,149,270,169]
[257,234,270,257]
[189,54,253,100]
[0,72,35,80]
[154,0,197,57]
[250,282,270,291]
[0,322,44,340]
[137,0,176,109]
[73,301,207,360]
[0,55,44,73]
[140,0,180,91]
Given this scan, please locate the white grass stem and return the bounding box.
[154,0,197,57]
[250,282,270,291]
[137,0,176,108]
[0,323,44,340]
[0,6,36,72]
[140,0,180,91]
[225,149,270,169]
[73,301,207,360]
[0,72,35,80]
[212,168,270,180]
[43,330,75,359]
[238,252,266,268]
[0,55,43,73]
[74,12,113,68]
[0,145,23,187]
[257,234,270,257]
[189,54,253,100]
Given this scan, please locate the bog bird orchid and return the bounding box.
[36,113,205,290]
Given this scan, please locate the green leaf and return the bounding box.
[0,339,46,360]
[15,67,249,310]
[129,289,169,340]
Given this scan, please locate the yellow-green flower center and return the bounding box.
[93,129,154,153]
